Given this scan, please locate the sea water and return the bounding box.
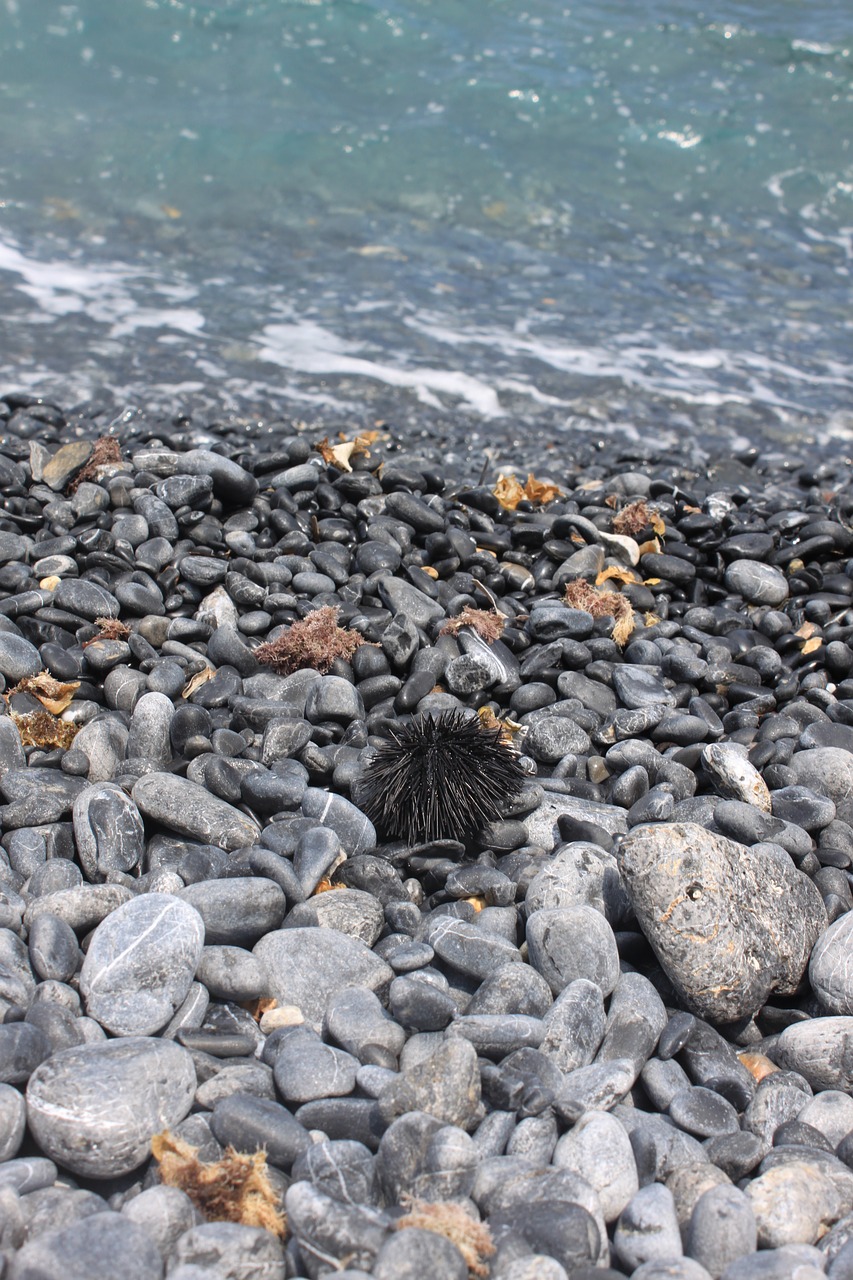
[0,0,850,452]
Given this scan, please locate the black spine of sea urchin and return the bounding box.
[356,709,526,846]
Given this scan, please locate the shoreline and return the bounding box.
[1,391,853,1278]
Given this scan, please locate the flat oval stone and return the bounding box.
[132,773,261,850]
[27,1037,196,1177]
[526,905,620,997]
[0,633,42,683]
[773,1017,853,1091]
[810,914,853,1015]
[618,822,826,1023]
[7,1211,165,1280]
[170,1222,285,1278]
[179,877,286,945]
[254,927,393,1030]
[724,560,789,606]
[80,894,205,1036]
[73,783,145,882]
[552,1110,638,1222]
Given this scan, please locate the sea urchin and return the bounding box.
[356,709,527,845]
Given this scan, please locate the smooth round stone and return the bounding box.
[254,927,393,1030]
[132,773,260,851]
[0,633,42,682]
[688,1184,759,1276]
[389,975,457,1032]
[126,691,174,766]
[372,1228,467,1280]
[72,783,145,881]
[463,963,551,1022]
[80,894,205,1036]
[810,915,853,1015]
[596,971,667,1071]
[525,716,592,764]
[423,916,523,981]
[179,876,285,946]
[789,748,853,806]
[614,1183,684,1271]
[7,1211,165,1280]
[540,979,606,1074]
[378,1037,481,1129]
[771,785,835,832]
[324,986,406,1064]
[285,888,384,947]
[285,1180,387,1272]
[745,1161,835,1248]
[26,1037,196,1177]
[210,1092,311,1172]
[447,1013,545,1058]
[798,1091,853,1147]
[613,666,676,710]
[774,1018,853,1091]
[525,842,629,921]
[120,1185,200,1259]
[194,945,268,1002]
[526,905,620,997]
[54,578,120,621]
[552,1110,638,1222]
[302,788,376,857]
[304,675,366,724]
[724,561,789,606]
[28,912,80,983]
[0,1023,51,1085]
[170,1222,285,1278]
[0,1080,26,1160]
[669,1087,741,1139]
[273,1025,360,1103]
[490,1198,603,1273]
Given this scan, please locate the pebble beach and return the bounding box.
[1,394,853,1279]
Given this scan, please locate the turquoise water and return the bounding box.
[0,0,851,448]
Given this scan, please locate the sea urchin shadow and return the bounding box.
[355,709,527,846]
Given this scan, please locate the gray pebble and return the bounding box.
[170,1222,285,1279]
[180,876,285,945]
[80,894,205,1036]
[526,905,619,997]
[615,1183,684,1270]
[132,773,260,850]
[72,782,145,881]
[552,1109,638,1222]
[372,1227,467,1280]
[273,1024,359,1103]
[7,1211,164,1280]
[26,1037,196,1176]
[687,1184,757,1279]
[378,1037,481,1129]
[810,914,853,1015]
[0,1082,26,1160]
[254,926,393,1029]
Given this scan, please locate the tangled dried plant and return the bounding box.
[68,436,123,493]
[564,579,635,647]
[255,606,365,675]
[10,711,79,750]
[152,1131,286,1237]
[439,607,505,644]
[395,1196,495,1278]
[82,617,131,647]
[612,499,665,539]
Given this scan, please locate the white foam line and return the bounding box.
[254,319,504,417]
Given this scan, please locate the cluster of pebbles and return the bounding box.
[3,394,853,1280]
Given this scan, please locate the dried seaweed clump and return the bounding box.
[11,711,79,750]
[255,606,365,675]
[612,499,665,538]
[564,579,635,647]
[152,1131,286,1237]
[6,671,79,714]
[440,607,506,644]
[492,472,563,511]
[86,616,131,644]
[68,435,123,493]
[395,1196,495,1278]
